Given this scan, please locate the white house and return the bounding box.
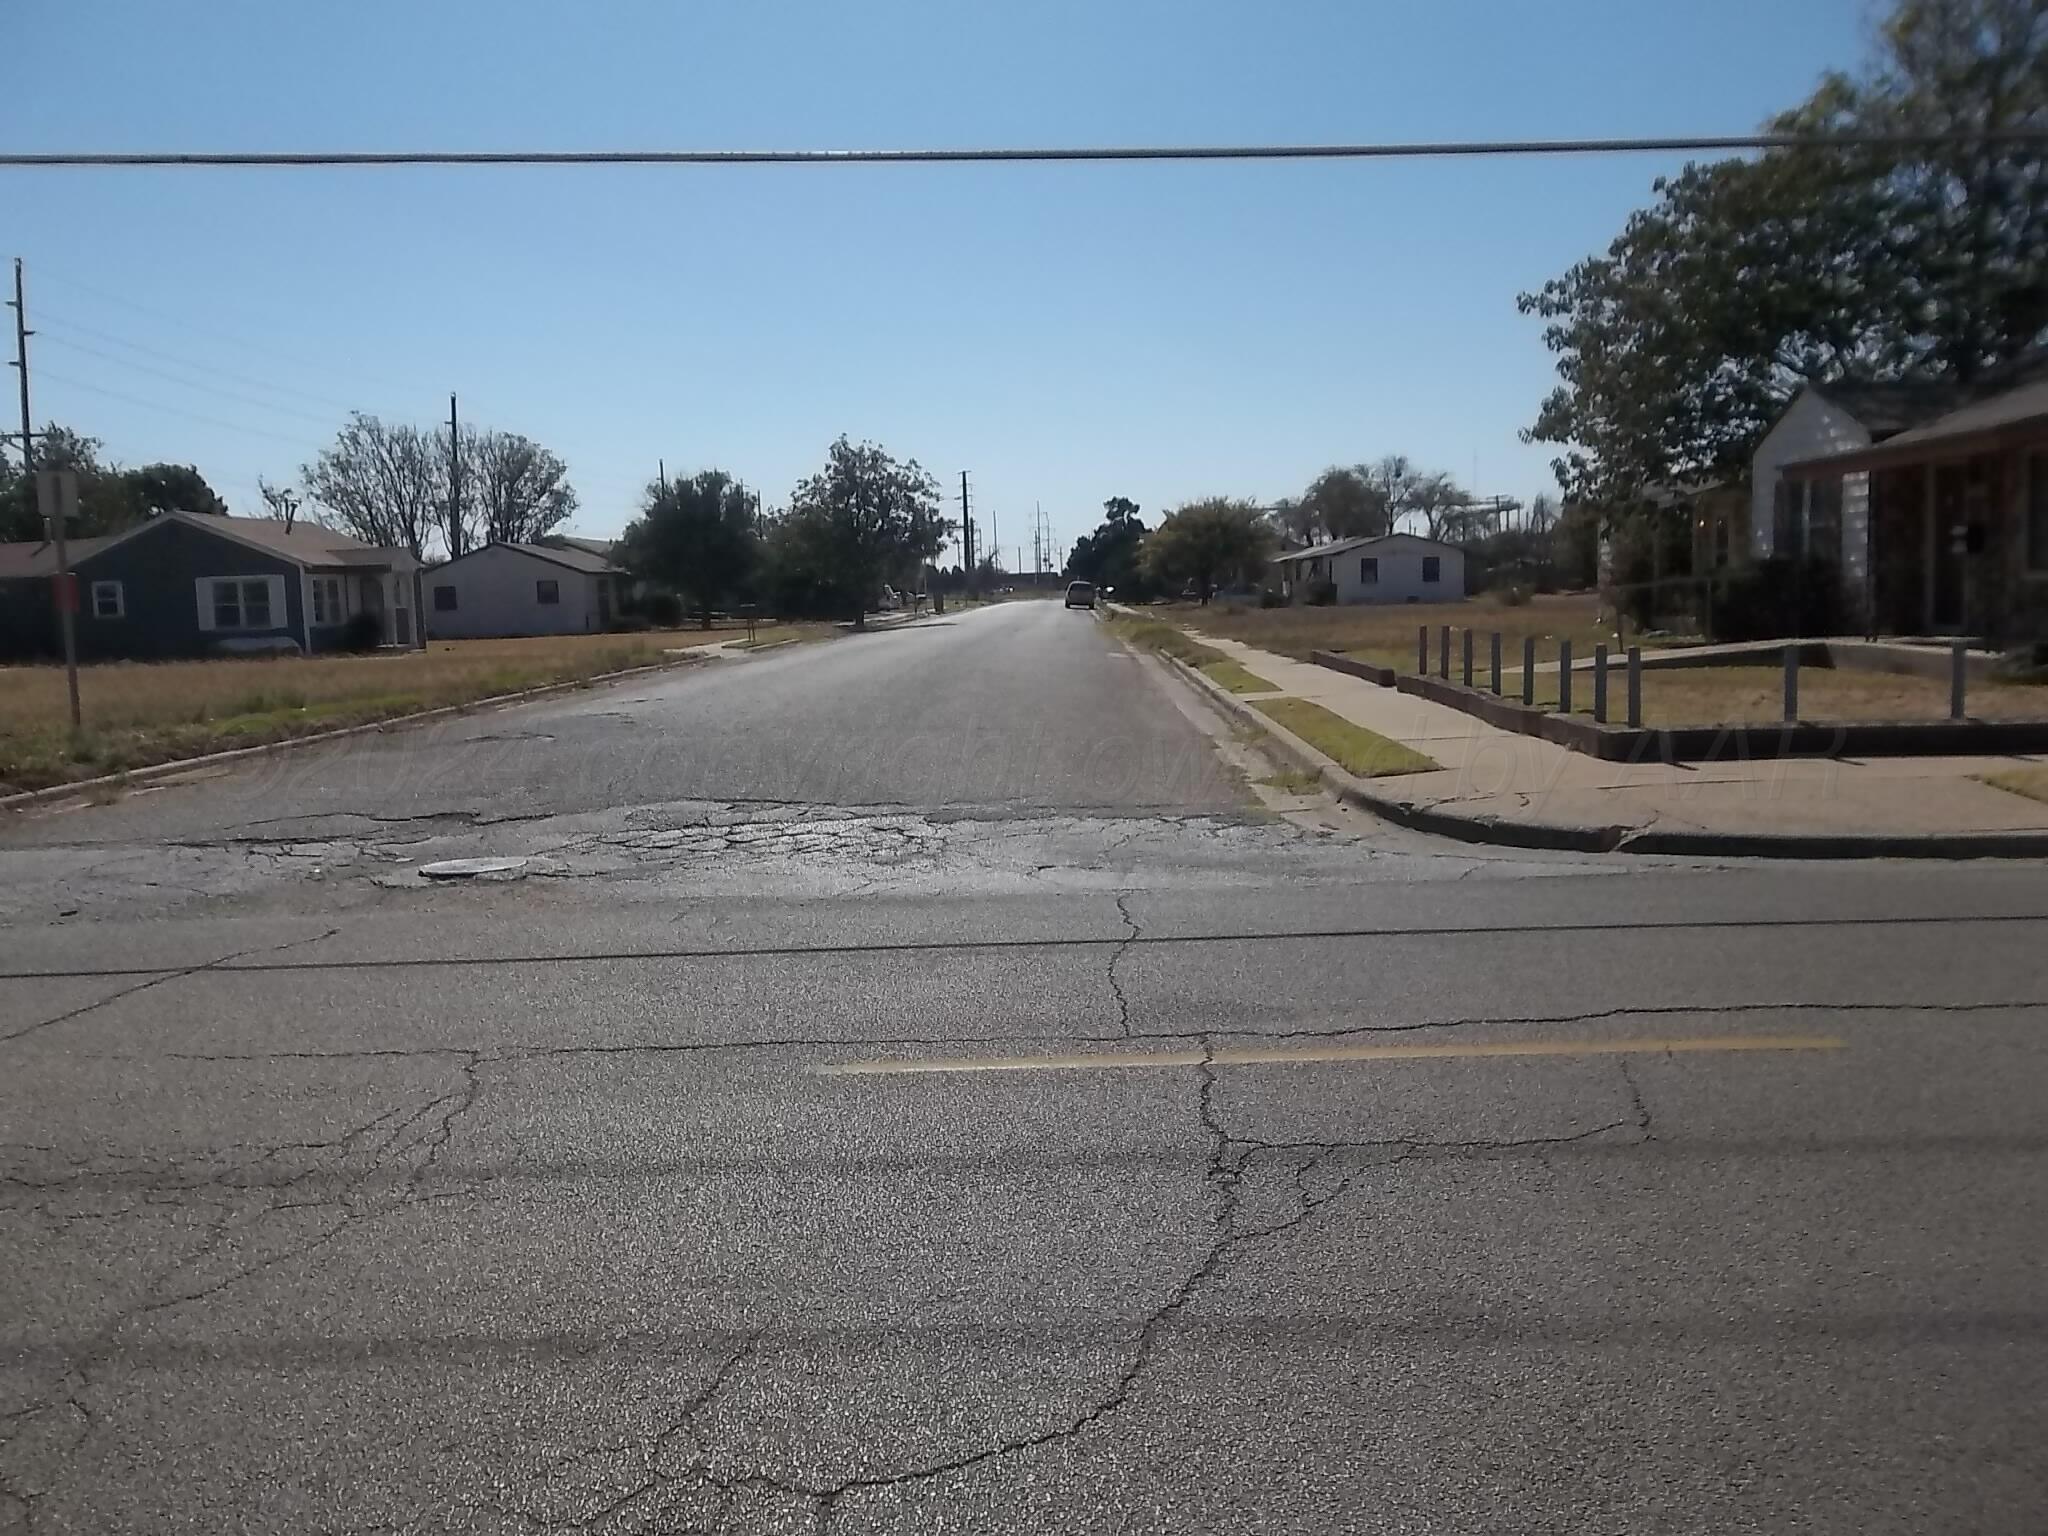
[424,541,622,639]
[1271,533,1465,604]
[1750,380,1964,617]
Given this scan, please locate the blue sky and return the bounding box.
[8,0,1875,562]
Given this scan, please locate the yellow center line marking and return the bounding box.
[811,1035,1844,1077]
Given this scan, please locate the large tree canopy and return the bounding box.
[1,428,228,540]
[1519,0,2048,503]
[1139,498,1275,604]
[617,469,758,629]
[781,437,947,628]
[1064,496,1150,596]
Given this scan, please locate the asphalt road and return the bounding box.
[4,600,2046,1534]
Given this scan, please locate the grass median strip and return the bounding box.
[1981,767,2048,805]
[1250,697,1439,778]
[1199,659,1278,695]
[1105,614,1229,668]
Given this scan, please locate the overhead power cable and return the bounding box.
[4,132,2046,169]
[35,334,344,428]
[33,369,322,448]
[34,310,370,415]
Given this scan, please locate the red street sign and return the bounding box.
[52,572,78,613]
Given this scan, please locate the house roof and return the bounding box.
[1785,376,2048,477]
[550,535,616,560]
[429,539,622,576]
[1809,378,1965,438]
[0,512,414,583]
[196,514,413,568]
[1270,532,1460,564]
[0,534,123,580]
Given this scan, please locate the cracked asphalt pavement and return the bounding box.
[4,600,2047,1533]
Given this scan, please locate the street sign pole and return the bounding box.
[36,469,82,734]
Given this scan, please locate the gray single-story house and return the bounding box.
[423,540,622,639]
[0,511,423,662]
[1271,533,1465,604]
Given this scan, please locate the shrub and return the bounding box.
[1498,584,1531,607]
[1708,557,1843,642]
[1258,587,1286,609]
[340,612,383,652]
[1306,580,1338,606]
[609,614,653,633]
[643,591,683,627]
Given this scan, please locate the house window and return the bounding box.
[2029,451,2048,573]
[205,576,274,631]
[90,580,124,619]
[1359,557,1379,584]
[433,584,459,611]
[1421,555,1441,583]
[309,576,344,626]
[535,579,560,605]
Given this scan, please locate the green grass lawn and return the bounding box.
[1199,659,1278,695]
[1250,698,1440,778]
[1105,614,1230,668]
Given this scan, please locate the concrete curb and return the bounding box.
[0,655,707,814]
[1155,649,2048,861]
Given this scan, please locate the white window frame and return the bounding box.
[309,575,345,626]
[198,575,282,633]
[90,579,125,619]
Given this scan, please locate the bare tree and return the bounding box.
[467,428,577,545]
[1405,471,1470,540]
[256,475,300,530]
[302,414,443,559]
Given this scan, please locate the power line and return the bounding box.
[33,368,323,448]
[27,270,426,397]
[35,333,344,427]
[32,310,372,414]
[2,132,2044,169]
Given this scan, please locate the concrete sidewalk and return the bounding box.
[1176,625,2048,857]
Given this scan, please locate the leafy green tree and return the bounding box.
[1300,466,1392,541]
[1519,0,2048,503]
[0,424,148,540]
[127,463,226,517]
[616,470,759,629]
[782,437,947,629]
[1139,497,1275,604]
[1064,496,1150,596]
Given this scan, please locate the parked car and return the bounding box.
[1065,580,1096,609]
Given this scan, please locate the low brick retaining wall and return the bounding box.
[1310,650,2048,761]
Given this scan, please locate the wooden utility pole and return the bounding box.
[447,392,463,552]
[959,471,973,587]
[10,260,79,732]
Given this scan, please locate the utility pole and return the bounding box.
[658,459,669,499]
[10,260,79,733]
[959,471,973,589]
[992,506,1000,579]
[447,392,463,552]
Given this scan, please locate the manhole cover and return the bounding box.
[418,857,529,881]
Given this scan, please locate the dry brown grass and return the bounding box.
[1168,593,1624,667]
[1981,767,2048,804]
[0,632,704,794]
[1496,664,2048,726]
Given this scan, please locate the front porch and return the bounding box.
[1786,381,2048,651]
